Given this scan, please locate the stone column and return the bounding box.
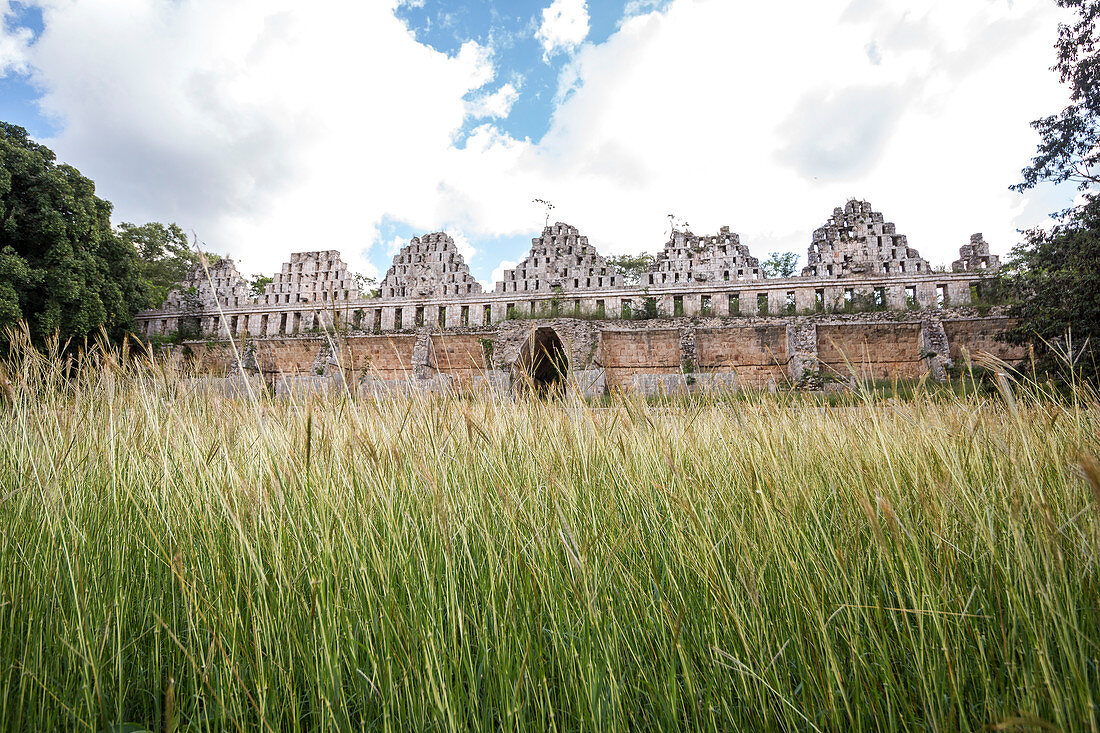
[921,317,951,381]
[786,322,819,387]
[412,331,434,380]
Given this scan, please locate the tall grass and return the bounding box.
[1,330,1098,731]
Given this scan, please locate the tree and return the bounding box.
[118,221,211,309]
[606,253,654,285]
[1004,1,1100,381]
[0,122,150,343]
[1012,0,1099,193]
[249,275,273,298]
[1002,198,1100,380]
[354,273,379,298]
[762,251,799,278]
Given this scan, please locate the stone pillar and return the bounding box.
[947,280,971,306]
[787,322,819,387]
[886,284,907,311]
[795,287,815,313]
[921,317,951,381]
[679,324,697,373]
[658,294,674,318]
[381,307,396,331]
[412,331,433,379]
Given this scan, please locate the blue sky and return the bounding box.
[0,0,1076,287]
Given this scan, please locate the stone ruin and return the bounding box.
[164,257,251,310]
[262,250,359,306]
[802,200,931,278]
[380,232,483,298]
[647,226,764,286]
[495,222,624,294]
[952,233,1001,273]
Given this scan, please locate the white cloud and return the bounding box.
[0,1,31,75]
[466,82,520,120]
[12,0,1077,286]
[448,230,477,262]
[440,0,1073,268]
[536,0,589,59]
[488,259,516,292]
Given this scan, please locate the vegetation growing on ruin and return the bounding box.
[0,330,1098,730]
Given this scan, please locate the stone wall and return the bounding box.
[165,258,251,311]
[599,329,682,389]
[429,334,490,377]
[942,318,1027,365]
[695,326,789,388]
[817,323,926,380]
[254,337,326,375]
[164,308,1024,396]
[341,335,418,377]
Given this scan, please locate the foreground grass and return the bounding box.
[1,340,1099,731]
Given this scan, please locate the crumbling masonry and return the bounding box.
[138,199,1024,396]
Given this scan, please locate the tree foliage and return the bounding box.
[606,253,654,285]
[118,221,210,309]
[1013,0,1099,192]
[762,251,799,278]
[0,122,151,343]
[249,275,273,298]
[1002,1,1100,381]
[1003,198,1100,379]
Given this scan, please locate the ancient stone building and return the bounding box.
[261,250,358,306]
[164,257,251,310]
[496,222,623,294]
[138,199,1018,395]
[646,226,763,286]
[380,232,483,298]
[802,200,931,278]
[952,233,1001,272]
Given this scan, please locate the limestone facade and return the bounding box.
[380,232,483,298]
[139,201,1006,346]
[802,200,931,278]
[261,250,358,306]
[495,222,624,294]
[163,309,1026,397]
[952,233,1001,273]
[646,226,763,286]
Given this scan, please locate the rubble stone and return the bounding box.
[496,222,623,294]
[952,233,1001,273]
[380,232,483,298]
[802,199,931,278]
[262,250,359,306]
[647,226,764,286]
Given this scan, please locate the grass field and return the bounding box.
[1,334,1099,731]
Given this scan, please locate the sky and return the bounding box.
[0,0,1079,288]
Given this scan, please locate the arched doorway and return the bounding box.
[515,327,568,396]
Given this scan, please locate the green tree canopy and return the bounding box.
[1004,197,1100,379]
[605,253,654,285]
[1005,0,1099,381]
[118,221,212,309]
[0,122,150,343]
[1013,0,1099,193]
[762,251,800,278]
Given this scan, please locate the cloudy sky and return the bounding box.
[0,0,1077,286]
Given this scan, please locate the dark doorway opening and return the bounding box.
[516,327,568,396]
